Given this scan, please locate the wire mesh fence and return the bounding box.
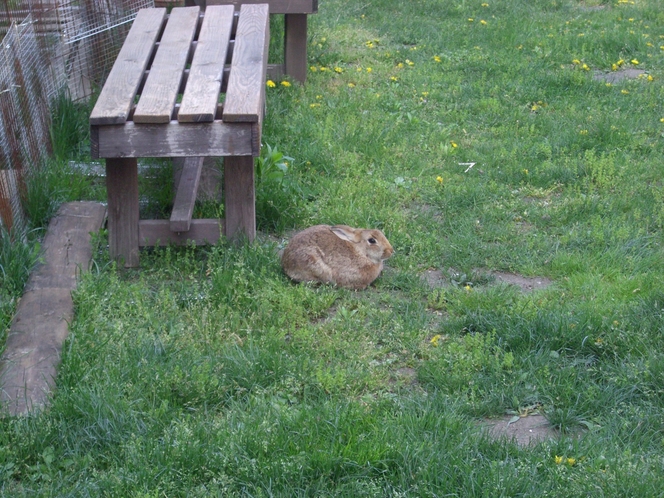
[0,0,154,230]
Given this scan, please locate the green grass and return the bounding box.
[2,0,664,495]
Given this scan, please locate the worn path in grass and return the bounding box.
[0,202,106,416]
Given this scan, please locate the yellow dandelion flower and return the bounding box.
[468,18,474,22]
[451,141,458,148]
[366,67,373,73]
[660,118,664,123]
[309,103,321,108]
[582,63,590,71]
[397,62,404,69]
[334,67,343,74]
[430,334,442,346]
[280,80,291,87]
[621,89,630,94]
[555,456,564,465]
[579,129,588,135]
[390,76,398,81]
[464,284,472,291]
[320,66,329,71]
[572,59,581,65]
[646,42,654,47]
[605,82,612,87]
[266,80,276,88]
[566,458,577,466]
[617,59,625,66]
[480,20,487,25]
[406,59,414,66]
[481,2,489,6]
[631,58,639,64]
[357,67,363,72]
[434,55,442,62]
[612,63,618,71]
[522,168,529,175]
[309,66,318,72]
[348,82,356,88]
[436,175,443,184]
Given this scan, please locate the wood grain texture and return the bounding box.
[93,121,254,158]
[90,9,166,125]
[106,158,140,267]
[0,202,106,416]
[133,7,200,124]
[139,219,222,246]
[206,0,317,14]
[178,5,235,123]
[224,155,255,241]
[222,4,269,123]
[170,156,204,231]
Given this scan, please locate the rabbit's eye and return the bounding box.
[368,237,377,244]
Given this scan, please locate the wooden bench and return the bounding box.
[201,0,317,83]
[90,4,269,267]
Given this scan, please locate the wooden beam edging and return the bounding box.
[0,202,107,416]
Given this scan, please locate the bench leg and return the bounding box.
[284,13,308,84]
[224,155,256,242]
[106,158,140,267]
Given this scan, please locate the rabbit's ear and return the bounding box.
[330,225,359,242]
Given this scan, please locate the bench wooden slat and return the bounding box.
[90,9,166,126]
[222,4,269,123]
[178,5,235,123]
[93,121,254,158]
[207,0,318,14]
[170,156,204,232]
[133,7,200,124]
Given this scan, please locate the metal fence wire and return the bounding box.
[0,0,154,230]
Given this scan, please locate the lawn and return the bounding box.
[1,0,664,495]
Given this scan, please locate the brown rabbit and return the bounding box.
[281,224,393,290]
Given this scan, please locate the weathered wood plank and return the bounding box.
[206,0,318,14]
[133,7,200,124]
[90,9,166,126]
[93,121,254,158]
[223,4,269,123]
[139,219,222,246]
[178,5,235,123]
[284,13,308,83]
[0,202,106,416]
[224,155,255,241]
[170,156,204,232]
[106,158,140,267]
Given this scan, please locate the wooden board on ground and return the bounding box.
[0,202,107,416]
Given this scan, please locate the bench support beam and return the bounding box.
[224,155,255,242]
[106,158,139,267]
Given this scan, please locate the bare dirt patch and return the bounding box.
[422,269,553,293]
[491,272,553,292]
[483,414,559,447]
[593,68,646,84]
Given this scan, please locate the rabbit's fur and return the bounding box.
[281,224,393,290]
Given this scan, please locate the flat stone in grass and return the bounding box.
[0,202,106,416]
[483,414,559,447]
[593,68,646,83]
